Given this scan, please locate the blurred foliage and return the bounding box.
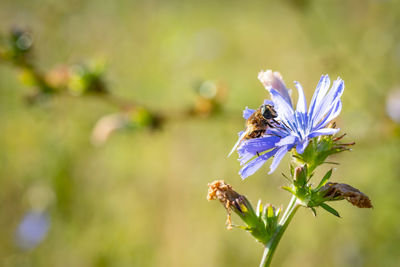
[1,0,400,267]
[0,27,224,146]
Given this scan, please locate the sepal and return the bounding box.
[292,126,354,173]
[315,169,333,190]
[281,165,312,206]
[319,203,341,218]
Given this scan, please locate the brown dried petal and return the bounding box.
[207,180,241,202]
[321,182,373,208]
[207,180,243,229]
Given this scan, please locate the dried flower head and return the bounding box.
[321,182,373,208]
[208,180,278,243]
[207,180,248,229]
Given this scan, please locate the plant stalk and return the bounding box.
[259,195,300,267]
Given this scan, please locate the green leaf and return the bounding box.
[323,161,339,165]
[316,169,333,190]
[275,207,281,219]
[232,224,251,230]
[307,173,314,183]
[281,186,296,196]
[281,172,292,183]
[320,203,340,218]
[310,207,317,217]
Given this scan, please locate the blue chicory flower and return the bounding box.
[236,71,344,179]
[15,211,50,250]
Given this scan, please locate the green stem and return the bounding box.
[259,195,300,267]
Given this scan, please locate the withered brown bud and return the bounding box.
[321,182,373,208]
[207,180,250,229]
[208,180,272,244]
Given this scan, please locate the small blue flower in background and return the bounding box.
[386,89,400,123]
[15,211,50,250]
[236,71,344,179]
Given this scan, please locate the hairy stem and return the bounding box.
[259,195,300,267]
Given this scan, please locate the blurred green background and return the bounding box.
[1,0,400,266]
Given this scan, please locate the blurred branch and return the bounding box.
[0,28,228,145]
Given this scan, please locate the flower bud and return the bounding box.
[293,165,307,186]
[264,204,281,235]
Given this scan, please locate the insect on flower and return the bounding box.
[233,71,345,179]
[228,104,279,157]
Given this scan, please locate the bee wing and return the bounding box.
[227,131,247,157]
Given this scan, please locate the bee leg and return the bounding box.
[278,120,289,129]
[266,121,274,128]
[257,152,260,157]
[269,133,281,137]
[272,119,289,130]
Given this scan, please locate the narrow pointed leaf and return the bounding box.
[232,225,251,230]
[310,207,317,217]
[281,186,296,196]
[320,203,340,218]
[316,169,333,190]
[281,172,292,183]
[275,207,282,218]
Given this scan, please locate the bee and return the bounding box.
[228,104,278,157]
